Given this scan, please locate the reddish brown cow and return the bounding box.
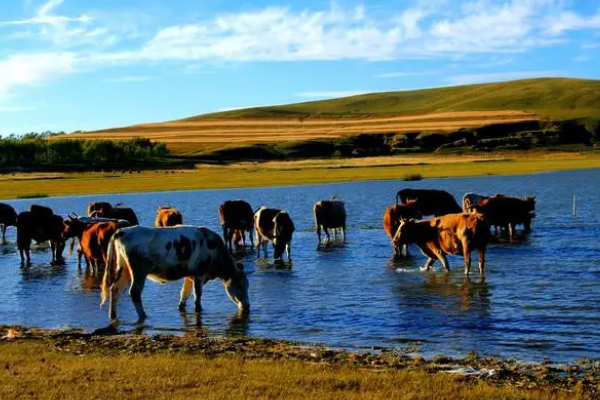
[383,201,422,257]
[154,207,183,227]
[219,200,254,251]
[393,213,490,275]
[314,199,347,245]
[469,196,536,241]
[63,217,130,271]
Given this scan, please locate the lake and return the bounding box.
[1,168,599,363]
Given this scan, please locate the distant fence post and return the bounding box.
[573,195,577,218]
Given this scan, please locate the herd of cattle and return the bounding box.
[0,189,536,321]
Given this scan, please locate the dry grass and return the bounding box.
[63,110,539,155]
[0,342,590,400]
[0,152,598,200]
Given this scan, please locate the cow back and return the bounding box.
[314,200,346,229]
[0,203,17,226]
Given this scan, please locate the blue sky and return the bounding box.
[0,0,599,134]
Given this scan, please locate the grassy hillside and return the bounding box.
[193,77,600,120]
[64,77,600,157]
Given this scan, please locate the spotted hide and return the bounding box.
[254,207,295,261]
[101,226,250,321]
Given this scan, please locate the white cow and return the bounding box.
[101,225,250,321]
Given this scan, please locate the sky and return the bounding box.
[0,0,599,134]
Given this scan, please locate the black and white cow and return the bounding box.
[254,207,295,261]
[101,226,250,321]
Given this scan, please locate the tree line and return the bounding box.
[0,133,170,170]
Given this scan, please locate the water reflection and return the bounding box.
[225,310,251,337]
[20,260,67,282]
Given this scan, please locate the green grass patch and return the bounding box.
[403,173,423,181]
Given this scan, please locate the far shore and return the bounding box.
[1,151,599,200]
[0,325,598,400]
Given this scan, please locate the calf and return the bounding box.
[0,203,17,242]
[155,206,183,227]
[218,200,254,251]
[382,201,422,257]
[393,213,490,275]
[254,207,295,261]
[469,196,536,241]
[101,226,250,321]
[313,199,347,245]
[16,205,65,263]
[396,188,462,216]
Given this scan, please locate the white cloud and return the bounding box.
[447,70,565,85]
[296,90,369,99]
[104,75,154,83]
[375,70,440,78]
[1,0,91,27]
[0,52,77,98]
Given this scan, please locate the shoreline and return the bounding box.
[1,324,599,399]
[1,152,599,200]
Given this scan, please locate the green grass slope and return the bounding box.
[189,77,600,121]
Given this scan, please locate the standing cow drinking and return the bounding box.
[101,226,250,321]
[254,206,295,261]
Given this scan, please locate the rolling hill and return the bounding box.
[65,77,600,156]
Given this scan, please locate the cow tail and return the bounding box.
[396,192,401,205]
[68,237,76,257]
[101,234,118,307]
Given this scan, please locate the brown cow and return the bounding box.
[63,217,130,271]
[155,206,183,227]
[313,199,347,245]
[382,201,422,257]
[254,206,295,261]
[16,205,65,263]
[87,202,139,225]
[0,203,17,242]
[396,188,462,216]
[219,200,254,251]
[393,213,490,275]
[469,196,536,241]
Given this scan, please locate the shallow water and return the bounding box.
[1,169,599,362]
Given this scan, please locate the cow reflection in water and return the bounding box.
[424,274,490,313]
[101,226,250,322]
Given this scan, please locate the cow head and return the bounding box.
[273,212,295,260]
[222,262,250,311]
[62,215,86,239]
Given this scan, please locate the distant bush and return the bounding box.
[16,193,49,199]
[403,173,423,181]
[0,136,170,170]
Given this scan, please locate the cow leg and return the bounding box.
[1,224,5,242]
[262,240,269,258]
[222,225,229,250]
[193,277,204,312]
[323,227,331,244]
[403,244,410,257]
[421,258,436,272]
[478,249,486,275]
[508,223,515,243]
[342,225,346,243]
[333,228,338,240]
[436,251,450,272]
[286,241,292,261]
[129,279,147,321]
[316,225,322,246]
[249,228,254,248]
[178,277,194,311]
[463,247,472,276]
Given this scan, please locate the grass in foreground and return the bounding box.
[0,327,598,400]
[0,152,598,200]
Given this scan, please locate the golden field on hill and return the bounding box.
[65,110,538,155]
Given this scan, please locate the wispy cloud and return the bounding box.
[448,70,566,85]
[0,105,37,113]
[296,90,369,99]
[104,75,154,83]
[1,0,91,26]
